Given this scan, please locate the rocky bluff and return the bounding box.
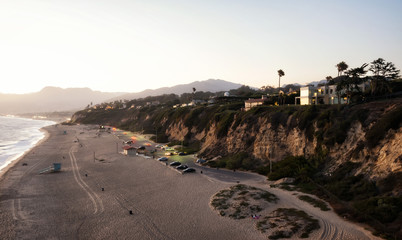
[71,98,401,181]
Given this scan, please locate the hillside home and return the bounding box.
[298,82,370,105]
[146,101,160,106]
[244,95,267,111]
[190,99,206,105]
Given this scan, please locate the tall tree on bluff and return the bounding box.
[277,69,285,90]
[326,76,334,85]
[369,58,400,96]
[340,63,368,104]
[336,61,349,76]
[192,87,196,101]
[277,69,285,105]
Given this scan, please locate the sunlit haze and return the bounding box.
[1,0,401,94]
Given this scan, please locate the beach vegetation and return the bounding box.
[256,208,319,239]
[211,184,278,220]
[207,152,255,170]
[298,195,330,211]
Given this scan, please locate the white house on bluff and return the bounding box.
[297,82,370,105]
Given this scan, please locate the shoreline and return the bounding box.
[0,127,51,180]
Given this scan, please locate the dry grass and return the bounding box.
[256,208,320,239]
[210,184,278,219]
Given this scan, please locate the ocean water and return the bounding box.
[0,116,55,173]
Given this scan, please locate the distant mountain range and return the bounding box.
[0,79,327,115]
[0,79,244,114]
[0,87,125,114]
[109,79,243,101]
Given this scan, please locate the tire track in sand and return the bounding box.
[113,190,174,240]
[93,177,173,240]
[69,146,104,215]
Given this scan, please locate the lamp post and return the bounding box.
[155,127,158,144]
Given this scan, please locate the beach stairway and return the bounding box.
[39,163,62,174]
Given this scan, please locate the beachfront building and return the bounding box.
[298,82,369,105]
[244,95,267,111]
[123,146,137,156]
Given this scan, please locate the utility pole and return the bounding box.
[270,159,272,174]
[269,148,273,173]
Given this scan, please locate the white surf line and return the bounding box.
[69,147,99,214]
[70,146,104,214]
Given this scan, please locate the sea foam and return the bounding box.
[0,116,54,173]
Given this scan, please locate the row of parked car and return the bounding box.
[157,157,196,173]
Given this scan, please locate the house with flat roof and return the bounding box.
[244,95,267,111]
[297,82,369,105]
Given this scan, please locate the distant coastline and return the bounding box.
[0,116,55,177]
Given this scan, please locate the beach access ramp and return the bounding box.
[39,163,62,174]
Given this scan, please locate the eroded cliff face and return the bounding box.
[196,117,316,162]
[359,128,402,179]
[164,105,401,180]
[326,121,402,179]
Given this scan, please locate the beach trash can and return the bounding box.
[53,163,61,172]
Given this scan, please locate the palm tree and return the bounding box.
[326,76,333,85]
[336,61,349,76]
[277,69,285,90]
[192,87,196,101]
[277,69,285,105]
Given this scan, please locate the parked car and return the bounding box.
[183,168,196,173]
[138,146,146,150]
[165,152,172,156]
[178,152,186,156]
[124,140,133,144]
[176,165,188,170]
[158,157,168,161]
[196,158,206,164]
[170,161,181,166]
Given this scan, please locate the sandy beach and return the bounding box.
[0,124,380,239]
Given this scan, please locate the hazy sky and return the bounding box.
[1,0,401,94]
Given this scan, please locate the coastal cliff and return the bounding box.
[71,98,402,181]
[71,98,402,237]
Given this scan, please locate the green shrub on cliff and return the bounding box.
[208,152,255,170]
[268,156,315,181]
[215,110,236,137]
[365,105,402,148]
[353,196,402,223]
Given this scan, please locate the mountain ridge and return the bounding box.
[0,79,244,114]
[0,87,126,114]
[107,79,244,101]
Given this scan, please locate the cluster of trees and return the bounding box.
[328,58,400,103]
